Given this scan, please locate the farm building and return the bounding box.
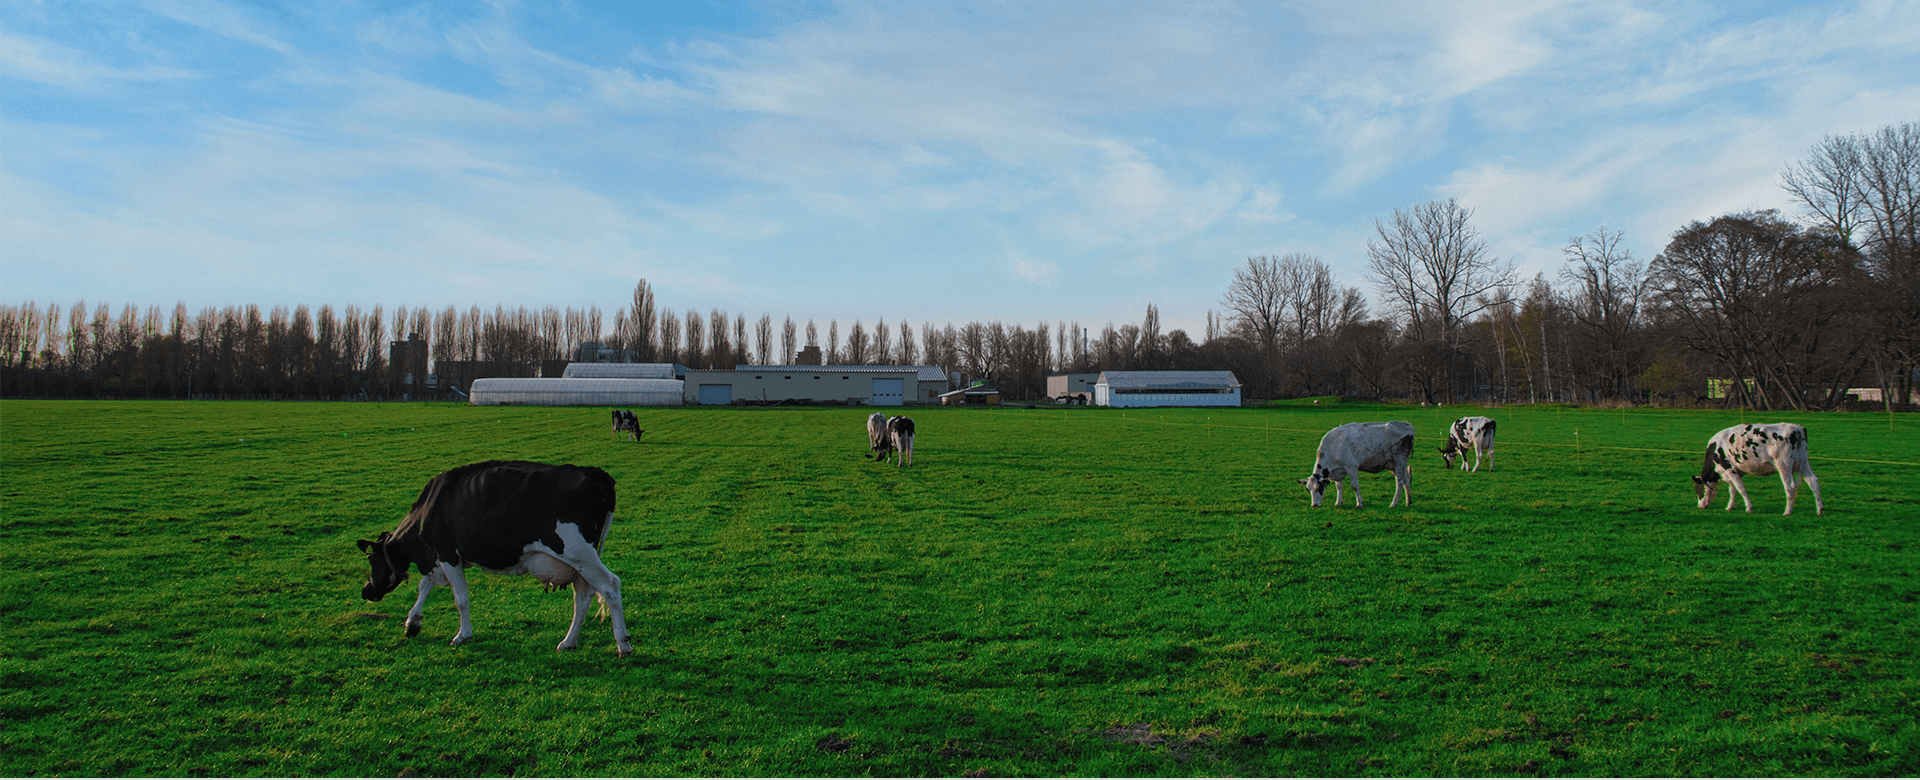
[467,377,684,406]
[683,365,949,406]
[1093,370,1242,408]
[939,385,1001,406]
[1046,373,1098,403]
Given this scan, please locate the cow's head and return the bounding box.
[356,531,407,602]
[1691,474,1717,509]
[1297,468,1333,507]
[1437,441,1460,470]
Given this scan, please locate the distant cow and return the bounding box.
[610,410,642,441]
[875,416,915,466]
[1298,421,1415,508]
[1438,416,1496,471]
[356,460,634,655]
[866,412,889,456]
[1693,423,1824,516]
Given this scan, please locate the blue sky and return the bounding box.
[4,0,1917,337]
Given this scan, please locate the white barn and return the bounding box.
[468,377,684,406]
[1093,370,1242,408]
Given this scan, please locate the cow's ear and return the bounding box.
[357,538,375,553]
[1296,478,1309,485]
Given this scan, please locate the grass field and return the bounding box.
[2,398,1916,777]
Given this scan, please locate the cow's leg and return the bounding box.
[1775,459,1800,515]
[1348,474,1362,508]
[1803,466,1824,516]
[1722,473,1753,513]
[551,521,634,656]
[404,571,440,638]
[1486,443,1494,472]
[439,562,476,646]
[557,579,593,651]
[565,557,631,656]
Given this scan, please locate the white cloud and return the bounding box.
[1010,250,1059,283]
[0,31,195,88]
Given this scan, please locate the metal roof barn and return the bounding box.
[468,378,684,406]
[1093,370,1242,408]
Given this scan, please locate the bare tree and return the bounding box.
[897,321,917,364]
[846,320,869,364]
[659,309,680,365]
[1221,256,1288,359]
[1367,199,1516,342]
[873,319,892,365]
[782,316,797,363]
[683,310,704,368]
[1366,199,1516,401]
[755,314,773,365]
[630,280,656,362]
[1559,227,1651,400]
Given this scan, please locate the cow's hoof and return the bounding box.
[404,621,422,638]
[450,634,472,647]
[555,640,579,652]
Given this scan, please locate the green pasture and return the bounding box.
[2,399,1915,776]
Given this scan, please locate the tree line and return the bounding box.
[3,123,1912,409]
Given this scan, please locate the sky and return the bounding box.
[3,0,1918,339]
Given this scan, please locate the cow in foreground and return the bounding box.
[1299,421,1415,508]
[610,409,642,441]
[356,460,634,655]
[866,412,889,456]
[1693,423,1823,516]
[875,416,915,466]
[1438,416,1496,471]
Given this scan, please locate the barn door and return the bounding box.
[697,384,733,405]
[870,378,904,406]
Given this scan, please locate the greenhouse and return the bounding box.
[560,362,682,379]
[467,378,684,406]
[1093,370,1242,408]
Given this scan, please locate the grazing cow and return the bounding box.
[866,412,889,456]
[356,460,634,655]
[1298,421,1415,508]
[1438,416,1497,471]
[1693,423,1824,516]
[610,409,642,441]
[882,416,915,466]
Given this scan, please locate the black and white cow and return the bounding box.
[610,409,642,441]
[1693,423,1824,516]
[879,416,915,466]
[866,412,889,457]
[1298,421,1415,508]
[1438,416,1496,472]
[356,460,634,655]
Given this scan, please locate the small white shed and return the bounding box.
[468,378,684,406]
[1093,370,1242,408]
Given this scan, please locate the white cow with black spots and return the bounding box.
[1298,420,1415,508]
[1693,423,1823,516]
[1438,416,1496,471]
